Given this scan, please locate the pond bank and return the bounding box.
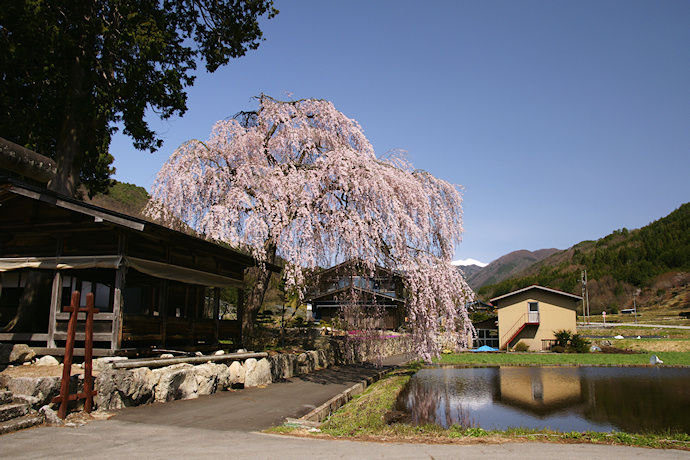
[282,364,690,452]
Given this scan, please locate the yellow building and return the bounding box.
[491,285,582,351]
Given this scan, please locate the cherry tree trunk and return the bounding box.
[241,241,277,349]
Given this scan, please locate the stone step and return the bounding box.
[0,390,12,405]
[0,413,44,435]
[0,403,29,423]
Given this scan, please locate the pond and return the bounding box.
[395,366,690,434]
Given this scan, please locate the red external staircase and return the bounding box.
[500,312,539,350]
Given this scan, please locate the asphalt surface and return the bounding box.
[109,354,407,432]
[2,355,689,459]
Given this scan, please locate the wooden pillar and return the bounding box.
[56,291,80,419]
[159,245,170,347]
[111,263,125,352]
[159,279,168,347]
[83,293,97,413]
[112,234,127,353]
[237,288,244,345]
[47,271,62,348]
[213,287,220,344]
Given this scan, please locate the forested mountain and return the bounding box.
[84,181,150,218]
[462,248,560,290]
[477,203,690,314]
[457,263,484,282]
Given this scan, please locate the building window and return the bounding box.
[528,301,539,322]
[62,274,113,312]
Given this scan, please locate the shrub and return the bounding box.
[513,341,529,352]
[568,334,590,353]
[554,330,572,348]
[552,329,589,353]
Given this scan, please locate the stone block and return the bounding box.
[0,344,36,365]
[244,358,271,387]
[270,353,296,380]
[194,363,221,395]
[0,403,29,422]
[96,367,156,410]
[226,361,245,385]
[0,390,12,405]
[34,356,60,366]
[153,364,198,402]
[39,405,63,425]
[93,356,128,372]
[0,413,44,435]
[5,376,67,407]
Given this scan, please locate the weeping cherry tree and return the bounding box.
[147,94,473,360]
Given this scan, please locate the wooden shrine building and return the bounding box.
[306,260,406,330]
[0,177,279,356]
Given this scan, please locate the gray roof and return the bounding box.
[490,284,582,303]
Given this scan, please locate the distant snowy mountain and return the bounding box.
[463,248,561,290]
[452,258,488,268]
[452,258,489,281]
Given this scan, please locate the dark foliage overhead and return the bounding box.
[0,0,277,196]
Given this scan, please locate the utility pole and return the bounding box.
[581,270,590,324]
[586,276,590,325]
[633,292,638,324]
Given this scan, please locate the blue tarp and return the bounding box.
[472,345,499,352]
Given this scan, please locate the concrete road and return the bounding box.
[3,420,688,460]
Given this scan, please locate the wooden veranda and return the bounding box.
[0,177,279,356]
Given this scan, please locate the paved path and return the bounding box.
[4,420,688,460]
[109,355,406,432]
[1,355,689,459]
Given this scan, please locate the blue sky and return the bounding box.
[110,1,690,265]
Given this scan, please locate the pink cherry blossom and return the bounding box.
[147,94,474,360]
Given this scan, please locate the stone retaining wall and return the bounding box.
[1,335,408,414]
[96,336,407,410]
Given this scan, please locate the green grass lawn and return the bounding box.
[437,351,690,366]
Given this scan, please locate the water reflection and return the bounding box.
[497,367,584,416]
[395,366,690,433]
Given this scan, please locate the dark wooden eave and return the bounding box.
[0,176,281,273]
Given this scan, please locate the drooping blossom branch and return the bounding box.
[147,94,474,360]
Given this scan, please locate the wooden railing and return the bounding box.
[500,312,540,350]
[541,339,557,351]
